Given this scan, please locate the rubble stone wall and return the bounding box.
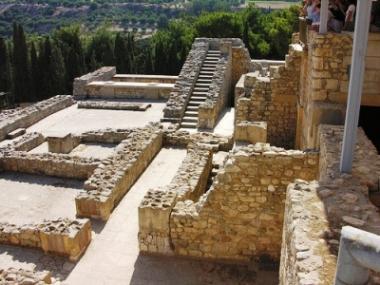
[279,125,380,285]
[0,132,44,153]
[0,96,75,142]
[0,218,92,261]
[138,147,212,254]
[0,151,99,179]
[73,67,116,98]
[76,125,163,220]
[170,144,319,262]
[235,44,302,149]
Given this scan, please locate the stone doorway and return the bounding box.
[359,106,380,153]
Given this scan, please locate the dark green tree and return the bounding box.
[114,33,127,73]
[12,23,30,102]
[0,37,12,93]
[30,42,39,101]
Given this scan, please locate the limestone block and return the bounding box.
[235,121,267,144]
[47,133,80,154]
[7,128,26,139]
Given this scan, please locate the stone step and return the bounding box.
[188,101,203,106]
[187,105,199,111]
[184,110,198,117]
[201,67,216,72]
[196,79,213,83]
[193,87,209,92]
[194,83,211,88]
[190,96,207,102]
[199,71,214,76]
[180,122,197,129]
[205,58,219,62]
[207,50,221,54]
[192,91,208,96]
[203,63,217,67]
[198,75,213,80]
[182,116,198,123]
[203,61,218,65]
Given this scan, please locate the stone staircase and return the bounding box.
[180,50,222,129]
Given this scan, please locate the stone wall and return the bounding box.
[0,151,99,179]
[235,43,302,149]
[80,128,133,144]
[163,129,233,152]
[170,144,319,262]
[297,31,380,149]
[138,147,212,254]
[76,125,163,220]
[85,81,174,100]
[279,125,380,285]
[77,100,151,111]
[198,54,232,129]
[0,132,44,153]
[163,40,208,122]
[73,67,116,98]
[113,74,178,84]
[0,96,75,142]
[0,218,92,261]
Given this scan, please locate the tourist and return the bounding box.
[302,0,314,19]
[343,0,356,31]
[328,0,345,32]
[310,3,321,31]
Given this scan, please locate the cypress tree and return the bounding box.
[12,23,30,103]
[114,33,127,73]
[30,42,39,101]
[0,37,12,93]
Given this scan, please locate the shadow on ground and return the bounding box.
[130,254,278,285]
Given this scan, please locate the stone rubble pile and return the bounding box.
[0,218,91,261]
[0,268,52,285]
[76,124,163,220]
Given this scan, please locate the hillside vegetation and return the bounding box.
[0,3,300,104]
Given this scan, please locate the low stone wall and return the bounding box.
[279,125,380,285]
[85,81,174,100]
[164,129,233,152]
[170,144,318,262]
[113,74,178,84]
[0,132,44,153]
[0,218,92,261]
[80,128,133,144]
[73,67,116,98]
[138,147,212,254]
[77,100,151,111]
[0,151,99,179]
[0,96,75,142]
[0,268,52,284]
[163,40,208,122]
[76,125,163,220]
[198,55,232,129]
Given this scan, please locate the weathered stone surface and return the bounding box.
[235,121,267,144]
[0,268,52,284]
[0,218,91,261]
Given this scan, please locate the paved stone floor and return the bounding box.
[0,172,82,224]
[27,102,166,136]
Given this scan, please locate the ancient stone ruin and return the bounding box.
[0,35,379,284]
